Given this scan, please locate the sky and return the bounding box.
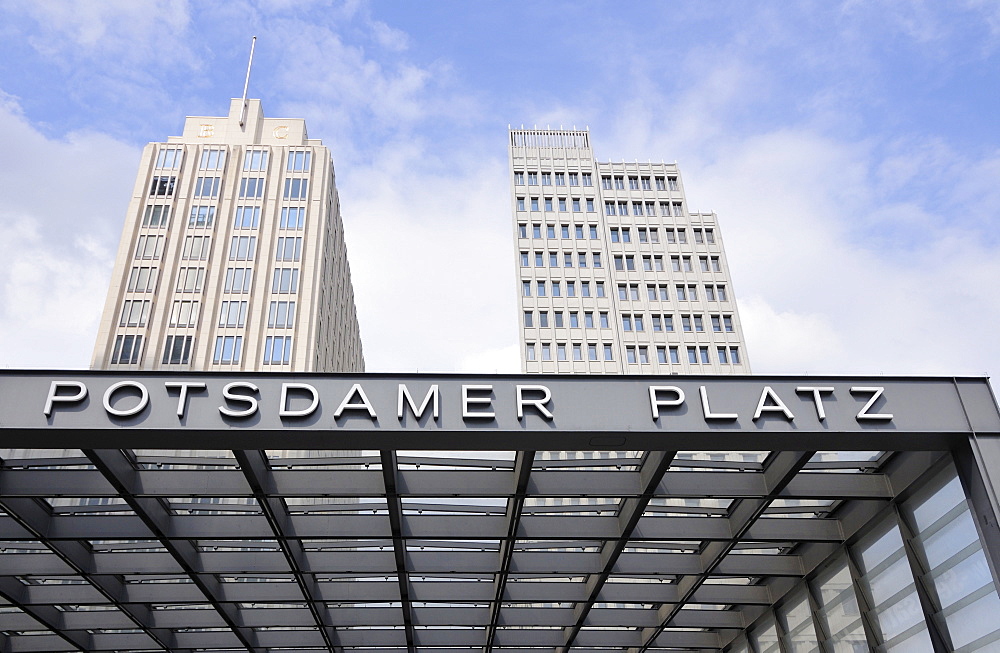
[1,0,999,380]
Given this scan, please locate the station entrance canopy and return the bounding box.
[1,372,1000,653]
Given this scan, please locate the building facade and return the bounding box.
[91,98,363,372]
[510,128,749,374]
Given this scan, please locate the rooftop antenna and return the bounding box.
[239,36,257,128]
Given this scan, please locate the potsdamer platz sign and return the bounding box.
[2,371,1000,653]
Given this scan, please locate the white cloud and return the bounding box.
[0,95,136,369]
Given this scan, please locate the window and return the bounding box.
[531,198,540,211]
[638,346,649,363]
[614,255,624,270]
[577,252,587,267]
[664,315,674,331]
[590,225,598,239]
[705,285,716,301]
[633,202,643,216]
[127,267,157,292]
[233,206,260,229]
[660,202,671,217]
[541,173,551,185]
[276,237,302,262]
[700,346,710,364]
[634,315,644,331]
[588,344,598,361]
[229,236,257,261]
[718,286,727,301]
[287,150,311,172]
[581,281,591,297]
[600,312,609,328]
[628,176,638,190]
[649,228,659,243]
[517,197,526,211]
[718,347,729,364]
[142,205,170,227]
[556,343,567,360]
[532,224,542,238]
[657,346,667,364]
[281,207,306,229]
[569,312,579,327]
[641,176,651,190]
[219,300,248,327]
[705,229,715,244]
[593,253,602,268]
[581,173,592,186]
[268,301,296,328]
[669,346,679,364]
[700,256,710,272]
[643,256,652,271]
[669,176,679,191]
[182,235,211,260]
[239,177,264,198]
[534,252,544,267]
[572,198,581,212]
[653,255,664,271]
[170,300,199,327]
[564,252,573,268]
[524,311,533,327]
[119,299,151,327]
[193,176,220,198]
[651,314,662,331]
[676,285,687,301]
[263,336,292,365]
[626,347,637,364]
[614,176,625,190]
[569,173,579,186]
[514,172,525,185]
[596,281,606,297]
[551,281,561,297]
[176,267,205,293]
[605,201,615,216]
[610,228,620,243]
[694,229,704,244]
[162,335,192,365]
[673,202,683,216]
[730,347,740,364]
[621,228,631,243]
[687,347,698,364]
[199,149,225,170]
[555,172,565,186]
[618,202,628,215]
[536,281,546,296]
[601,176,612,190]
[214,335,243,365]
[149,176,175,196]
[520,252,529,267]
[284,178,309,200]
[526,343,536,361]
[541,343,551,360]
[225,268,252,293]
[586,199,595,212]
[584,312,594,328]
[603,344,613,361]
[573,343,582,360]
[573,225,584,239]
[694,315,704,332]
[549,252,558,267]
[712,315,722,332]
[544,198,553,211]
[655,176,666,191]
[622,315,633,331]
[272,268,300,293]
[539,312,549,328]
[724,315,734,332]
[522,281,531,297]
[682,315,692,332]
[244,149,269,171]
[111,335,142,364]
[135,235,164,259]
[527,172,538,185]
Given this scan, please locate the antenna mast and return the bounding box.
[239,36,257,128]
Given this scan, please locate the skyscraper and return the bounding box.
[91,98,363,372]
[510,128,750,374]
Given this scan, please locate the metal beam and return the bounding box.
[82,448,261,652]
[381,450,416,653]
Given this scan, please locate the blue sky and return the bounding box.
[1,0,999,378]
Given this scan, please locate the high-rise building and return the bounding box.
[510,128,749,374]
[91,98,363,372]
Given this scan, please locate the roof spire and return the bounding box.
[239,36,257,128]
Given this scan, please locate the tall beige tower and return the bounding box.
[92,99,363,372]
[510,128,750,374]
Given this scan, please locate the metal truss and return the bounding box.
[0,448,950,652]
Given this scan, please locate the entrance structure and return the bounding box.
[1,371,999,652]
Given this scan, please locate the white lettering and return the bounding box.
[851,386,893,421]
[280,383,319,418]
[796,386,834,421]
[164,382,206,418]
[753,386,794,421]
[700,386,738,420]
[649,385,685,419]
[516,385,553,419]
[43,381,87,417]
[334,383,377,419]
[103,381,149,417]
[462,385,495,419]
[219,382,259,418]
[397,384,439,420]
